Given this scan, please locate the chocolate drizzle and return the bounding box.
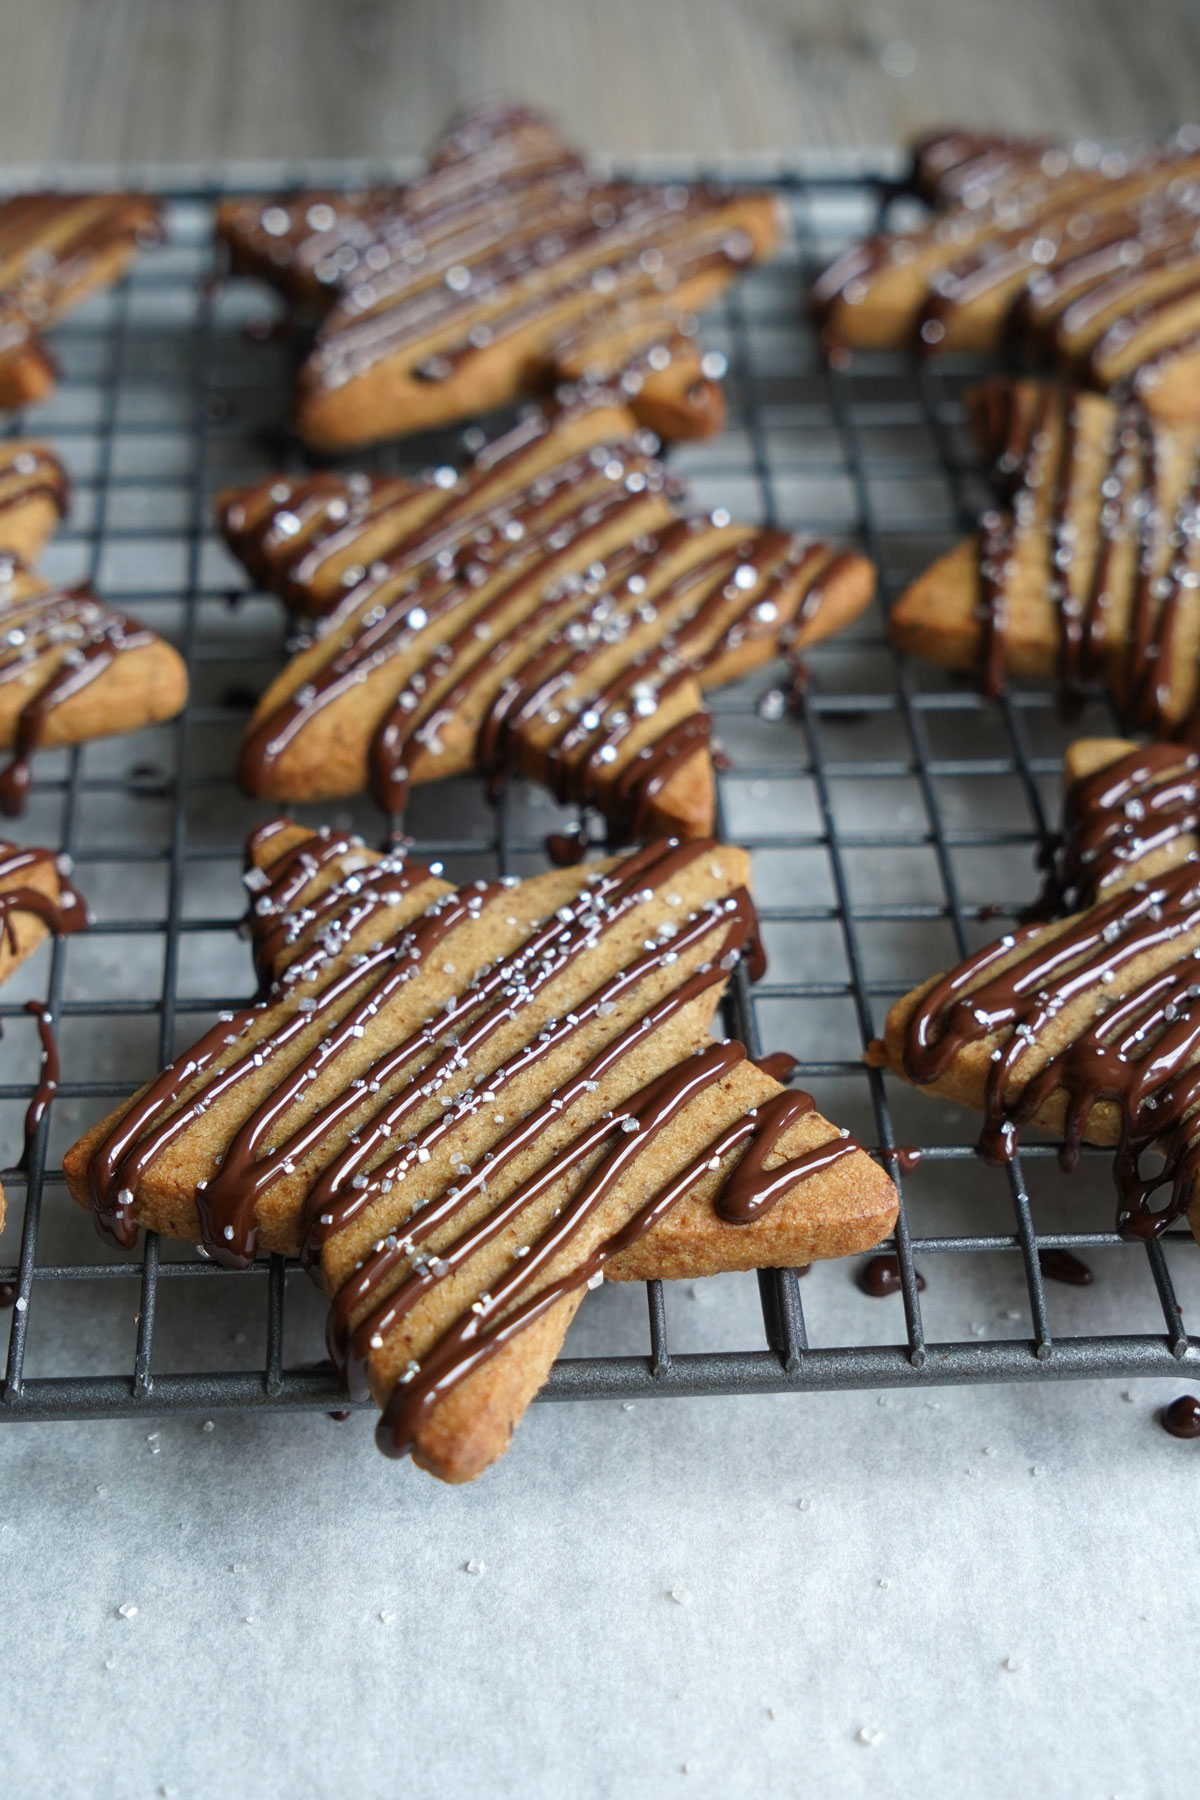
[18,1000,59,1169]
[375,1055,853,1459]
[81,829,865,1460]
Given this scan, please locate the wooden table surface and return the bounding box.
[0,0,1193,167]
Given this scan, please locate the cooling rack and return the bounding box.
[0,165,1196,1429]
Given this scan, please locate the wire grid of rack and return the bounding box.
[0,164,1197,1429]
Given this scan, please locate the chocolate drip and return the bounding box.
[856,1253,925,1297]
[18,1000,59,1169]
[1037,1247,1094,1285]
[544,824,591,866]
[755,1051,799,1084]
[1162,1394,1200,1438]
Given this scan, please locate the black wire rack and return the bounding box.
[0,165,1196,1430]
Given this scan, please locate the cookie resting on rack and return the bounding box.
[811,125,1200,421]
[0,553,188,813]
[0,442,68,561]
[873,735,1200,1249]
[0,191,162,409]
[218,393,873,841]
[216,101,780,449]
[63,821,898,1482]
[891,378,1200,736]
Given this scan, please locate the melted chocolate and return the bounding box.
[1162,1394,1200,1438]
[856,1253,926,1297]
[19,1000,59,1169]
[544,825,591,867]
[755,1051,800,1084]
[890,1146,923,1174]
[1037,1246,1094,1286]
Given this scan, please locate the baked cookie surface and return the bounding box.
[892,378,1200,733]
[217,102,781,448]
[877,735,1200,1248]
[65,822,897,1481]
[0,191,161,409]
[812,125,1200,420]
[219,394,874,840]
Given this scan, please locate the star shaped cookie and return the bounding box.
[813,126,1200,421]
[217,102,781,449]
[219,392,873,839]
[65,820,897,1481]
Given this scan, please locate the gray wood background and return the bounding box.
[0,0,1194,166]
